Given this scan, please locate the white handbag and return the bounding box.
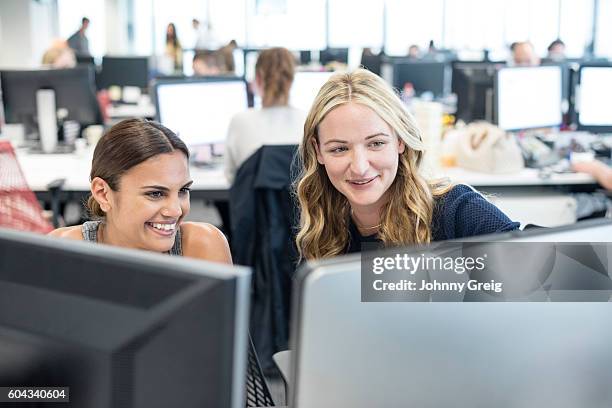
[456,122,524,173]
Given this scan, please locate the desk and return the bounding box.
[107,102,156,120]
[17,149,599,226]
[16,148,230,201]
[439,166,596,187]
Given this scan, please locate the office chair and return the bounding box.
[230,145,299,374]
[0,141,54,233]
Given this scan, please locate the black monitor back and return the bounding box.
[320,48,349,65]
[393,60,451,97]
[0,228,250,408]
[0,66,102,127]
[99,56,149,89]
[452,61,504,123]
[76,55,96,66]
[299,50,312,65]
[360,53,382,76]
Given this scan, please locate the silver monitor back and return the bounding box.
[290,220,612,408]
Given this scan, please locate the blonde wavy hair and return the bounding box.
[295,69,451,260]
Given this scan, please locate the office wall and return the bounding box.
[0,0,57,69]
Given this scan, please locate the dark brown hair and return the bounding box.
[87,118,189,219]
[255,47,295,107]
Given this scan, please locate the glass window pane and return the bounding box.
[445,0,504,54]
[209,0,246,46]
[385,0,443,56]
[57,0,106,58]
[133,0,154,55]
[153,0,207,55]
[246,0,325,49]
[594,0,610,57]
[560,0,593,58]
[328,0,384,48]
[527,0,560,56]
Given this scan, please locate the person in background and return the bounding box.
[407,44,420,59]
[67,17,90,56]
[511,41,540,66]
[49,118,231,263]
[224,47,307,183]
[219,39,238,73]
[294,69,519,260]
[192,50,225,76]
[193,18,220,50]
[547,39,566,61]
[42,40,76,69]
[165,23,183,73]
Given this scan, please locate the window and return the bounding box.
[328,0,384,49]
[559,0,593,57]
[57,0,105,58]
[593,0,610,57]
[385,0,443,56]
[445,0,504,54]
[245,0,325,49]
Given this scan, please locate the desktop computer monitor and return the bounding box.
[575,64,612,133]
[289,219,612,407]
[99,56,149,90]
[319,48,349,65]
[299,50,312,65]
[495,65,563,131]
[0,227,250,408]
[452,61,503,123]
[289,71,334,112]
[392,60,451,98]
[76,55,96,66]
[154,77,248,148]
[0,66,102,132]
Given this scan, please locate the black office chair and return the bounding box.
[246,335,275,407]
[230,145,299,374]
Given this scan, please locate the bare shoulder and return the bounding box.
[181,222,232,264]
[47,225,83,240]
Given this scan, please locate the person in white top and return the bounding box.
[192,19,220,50]
[225,47,307,183]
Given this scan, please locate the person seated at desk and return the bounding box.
[547,38,566,62]
[49,118,231,263]
[192,50,225,76]
[294,69,519,260]
[224,47,307,183]
[510,41,540,66]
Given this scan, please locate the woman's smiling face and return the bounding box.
[103,150,192,252]
[315,102,405,213]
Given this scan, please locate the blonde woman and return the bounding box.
[224,47,307,183]
[295,69,519,260]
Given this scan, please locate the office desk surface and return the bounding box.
[16,149,597,196]
[440,166,596,187]
[16,148,229,200]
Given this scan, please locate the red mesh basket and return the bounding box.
[0,141,53,233]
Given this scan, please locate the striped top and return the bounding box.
[81,220,183,256]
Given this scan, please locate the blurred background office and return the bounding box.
[0,0,610,69]
[1,0,612,230]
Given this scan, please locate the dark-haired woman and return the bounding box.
[224,47,307,183]
[50,118,231,263]
[165,23,183,73]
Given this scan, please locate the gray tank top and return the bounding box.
[81,220,183,256]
